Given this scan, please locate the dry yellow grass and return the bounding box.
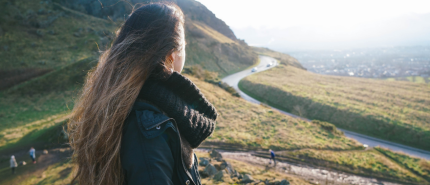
[277,149,426,183]
[240,65,430,151]
[192,22,235,44]
[187,75,362,150]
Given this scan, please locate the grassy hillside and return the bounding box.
[0,0,256,93]
[2,0,430,184]
[189,75,362,151]
[0,0,118,90]
[375,147,430,182]
[273,149,426,183]
[384,76,430,84]
[55,0,258,77]
[2,58,430,184]
[252,46,305,69]
[240,65,430,151]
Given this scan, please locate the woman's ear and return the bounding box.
[168,52,175,70]
[171,51,185,73]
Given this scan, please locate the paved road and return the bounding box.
[222,55,430,160]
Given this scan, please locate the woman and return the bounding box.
[67,3,217,185]
[10,155,17,174]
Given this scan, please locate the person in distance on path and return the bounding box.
[29,147,36,164]
[269,149,276,166]
[10,155,18,174]
[67,2,217,185]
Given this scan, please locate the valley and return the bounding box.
[1,0,430,184]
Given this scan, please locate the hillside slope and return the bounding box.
[252,46,305,69]
[240,64,430,151]
[55,0,257,76]
[0,0,118,90]
[0,0,257,92]
[2,58,430,184]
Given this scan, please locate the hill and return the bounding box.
[3,58,430,184]
[2,0,430,184]
[55,0,258,76]
[252,46,305,69]
[0,0,257,92]
[240,64,430,151]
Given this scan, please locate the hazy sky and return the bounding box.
[196,0,430,51]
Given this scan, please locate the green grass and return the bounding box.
[185,21,258,77]
[2,0,429,184]
[375,147,430,181]
[383,76,429,84]
[240,65,430,151]
[2,56,430,185]
[189,74,363,151]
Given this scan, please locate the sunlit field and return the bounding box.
[240,65,430,151]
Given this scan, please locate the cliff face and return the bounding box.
[53,0,256,76]
[176,0,237,40]
[53,0,255,76]
[55,0,236,40]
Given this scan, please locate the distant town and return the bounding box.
[289,46,430,79]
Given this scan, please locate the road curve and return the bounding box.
[222,55,430,160]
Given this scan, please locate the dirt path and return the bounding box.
[197,149,401,185]
[0,148,71,185]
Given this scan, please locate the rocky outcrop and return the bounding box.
[56,0,236,40]
[55,0,257,76]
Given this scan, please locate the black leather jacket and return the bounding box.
[121,101,201,185]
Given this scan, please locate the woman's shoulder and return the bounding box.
[124,100,178,139]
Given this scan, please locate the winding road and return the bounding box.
[222,55,430,160]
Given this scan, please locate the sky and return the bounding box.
[196,0,430,51]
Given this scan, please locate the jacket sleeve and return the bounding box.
[121,114,175,185]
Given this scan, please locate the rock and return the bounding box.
[38,8,46,15]
[241,174,254,183]
[221,161,234,174]
[321,170,328,175]
[213,170,226,181]
[43,149,48,154]
[231,170,240,178]
[36,29,44,36]
[199,158,209,166]
[73,32,81,37]
[202,164,217,177]
[47,30,55,35]
[86,27,94,33]
[31,42,37,47]
[210,149,223,161]
[280,179,290,185]
[26,9,36,17]
[238,173,243,179]
[3,45,9,51]
[97,30,111,37]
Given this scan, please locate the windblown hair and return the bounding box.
[67,3,184,185]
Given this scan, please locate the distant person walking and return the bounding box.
[269,149,276,166]
[29,147,36,164]
[10,155,17,174]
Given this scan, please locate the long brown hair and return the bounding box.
[67,3,184,185]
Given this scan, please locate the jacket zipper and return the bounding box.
[170,119,197,185]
